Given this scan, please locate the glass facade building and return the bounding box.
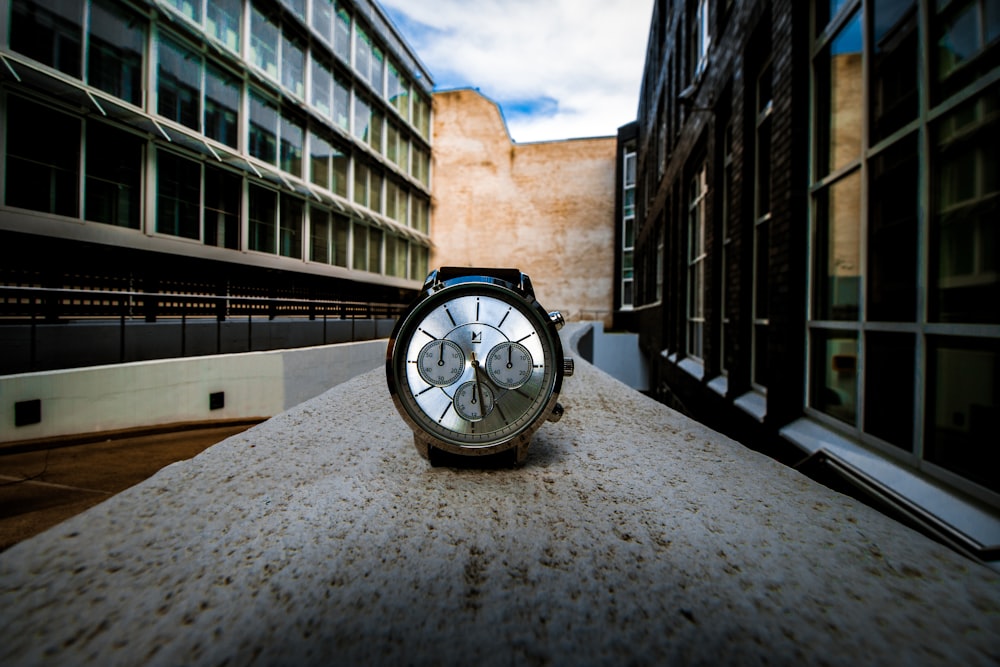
[1,0,432,286]
[627,0,999,556]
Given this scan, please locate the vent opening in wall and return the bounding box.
[15,399,42,426]
[210,392,225,410]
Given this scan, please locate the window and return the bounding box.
[388,61,410,119]
[935,0,1000,100]
[334,214,349,267]
[334,6,351,62]
[249,91,278,164]
[249,183,277,253]
[413,94,431,139]
[721,120,734,374]
[353,223,368,271]
[250,3,279,80]
[87,0,144,106]
[386,180,407,224]
[354,96,372,143]
[689,0,710,80]
[205,64,240,148]
[753,60,774,389]
[279,194,303,259]
[310,206,331,263]
[871,0,917,142]
[410,245,429,281]
[204,166,241,249]
[412,147,429,186]
[369,227,383,273]
[281,31,305,99]
[310,132,333,191]
[334,74,351,131]
[413,197,429,234]
[279,113,304,177]
[355,26,383,91]
[687,164,708,360]
[156,150,200,239]
[206,0,241,53]
[622,147,637,309]
[85,121,143,230]
[312,0,333,44]
[312,58,333,119]
[5,96,80,218]
[281,0,306,22]
[10,0,83,77]
[158,37,200,131]
[164,0,199,22]
[354,161,369,207]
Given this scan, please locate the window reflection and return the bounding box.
[811,330,858,425]
[204,166,241,250]
[926,338,1000,493]
[932,87,1000,323]
[11,0,83,77]
[5,96,80,218]
[156,151,200,240]
[88,0,144,106]
[817,11,862,177]
[158,37,200,131]
[864,332,915,450]
[872,0,918,141]
[205,64,240,148]
[85,121,143,230]
[814,171,861,321]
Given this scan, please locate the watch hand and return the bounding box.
[438,341,445,366]
[471,351,482,408]
[507,344,513,369]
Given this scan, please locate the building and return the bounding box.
[431,88,617,325]
[625,0,998,557]
[0,0,434,316]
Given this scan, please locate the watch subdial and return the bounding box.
[453,380,495,422]
[486,341,534,389]
[416,339,466,387]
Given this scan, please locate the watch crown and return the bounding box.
[548,402,564,423]
[549,311,565,331]
[563,357,575,377]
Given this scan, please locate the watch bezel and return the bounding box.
[386,271,565,461]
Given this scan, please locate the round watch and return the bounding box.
[386,267,574,465]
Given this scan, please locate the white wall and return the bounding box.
[0,340,387,444]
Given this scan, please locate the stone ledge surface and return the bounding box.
[1,327,998,665]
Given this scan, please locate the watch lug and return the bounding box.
[519,272,535,297]
[514,441,530,465]
[413,434,430,460]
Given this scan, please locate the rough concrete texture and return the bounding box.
[431,90,617,325]
[1,326,998,665]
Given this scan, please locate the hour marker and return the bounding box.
[420,328,437,340]
[444,306,457,327]
[498,307,511,328]
[417,385,435,396]
[476,299,480,321]
[439,403,452,421]
[516,331,537,343]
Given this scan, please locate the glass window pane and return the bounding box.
[864,332,915,451]
[158,37,201,131]
[370,170,383,214]
[88,0,144,106]
[5,96,80,217]
[868,135,918,321]
[354,97,371,142]
[370,109,383,153]
[814,171,862,320]
[310,132,331,190]
[872,0,918,141]
[334,7,351,62]
[371,45,385,93]
[311,58,333,118]
[333,214,349,267]
[10,0,82,77]
[251,3,279,80]
[817,11,862,177]
[249,184,277,253]
[385,233,398,276]
[206,0,241,53]
[164,0,199,22]
[85,121,142,229]
[281,31,305,99]
[312,0,333,44]
[355,26,371,82]
[156,150,200,239]
[249,91,278,164]
[932,88,1000,323]
[753,322,769,387]
[811,330,858,425]
[354,162,368,207]
[369,227,383,273]
[310,207,330,263]
[204,166,241,249]
[205,64,240,148]
[926,337,1000,493]
[332,144,349,198]
[334,75,351,131]
[281,0,305,22]
[280,114,304,177]
[280,194,302,258]
[353,223,368,271]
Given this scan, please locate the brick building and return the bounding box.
[624,0,999,558]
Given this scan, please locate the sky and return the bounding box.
[379,0,654,143]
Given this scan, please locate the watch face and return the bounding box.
[388,281,560,451]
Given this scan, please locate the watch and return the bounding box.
[386,267,574,465]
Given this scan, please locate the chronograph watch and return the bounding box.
[386,267,574,465]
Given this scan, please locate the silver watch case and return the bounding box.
[386,269,569,465]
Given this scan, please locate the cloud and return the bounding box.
[380,0,653,142]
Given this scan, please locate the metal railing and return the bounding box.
[0,285,407,372]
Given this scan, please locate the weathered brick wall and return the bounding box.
[431,89,616,325]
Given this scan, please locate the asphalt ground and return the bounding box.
[0,424,256,552]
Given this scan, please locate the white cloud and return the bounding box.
[380,0,653,143]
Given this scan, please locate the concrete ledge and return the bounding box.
[1,339,387,443]
[1,325,998,665]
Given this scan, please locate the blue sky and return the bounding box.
[380,0,654,143]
